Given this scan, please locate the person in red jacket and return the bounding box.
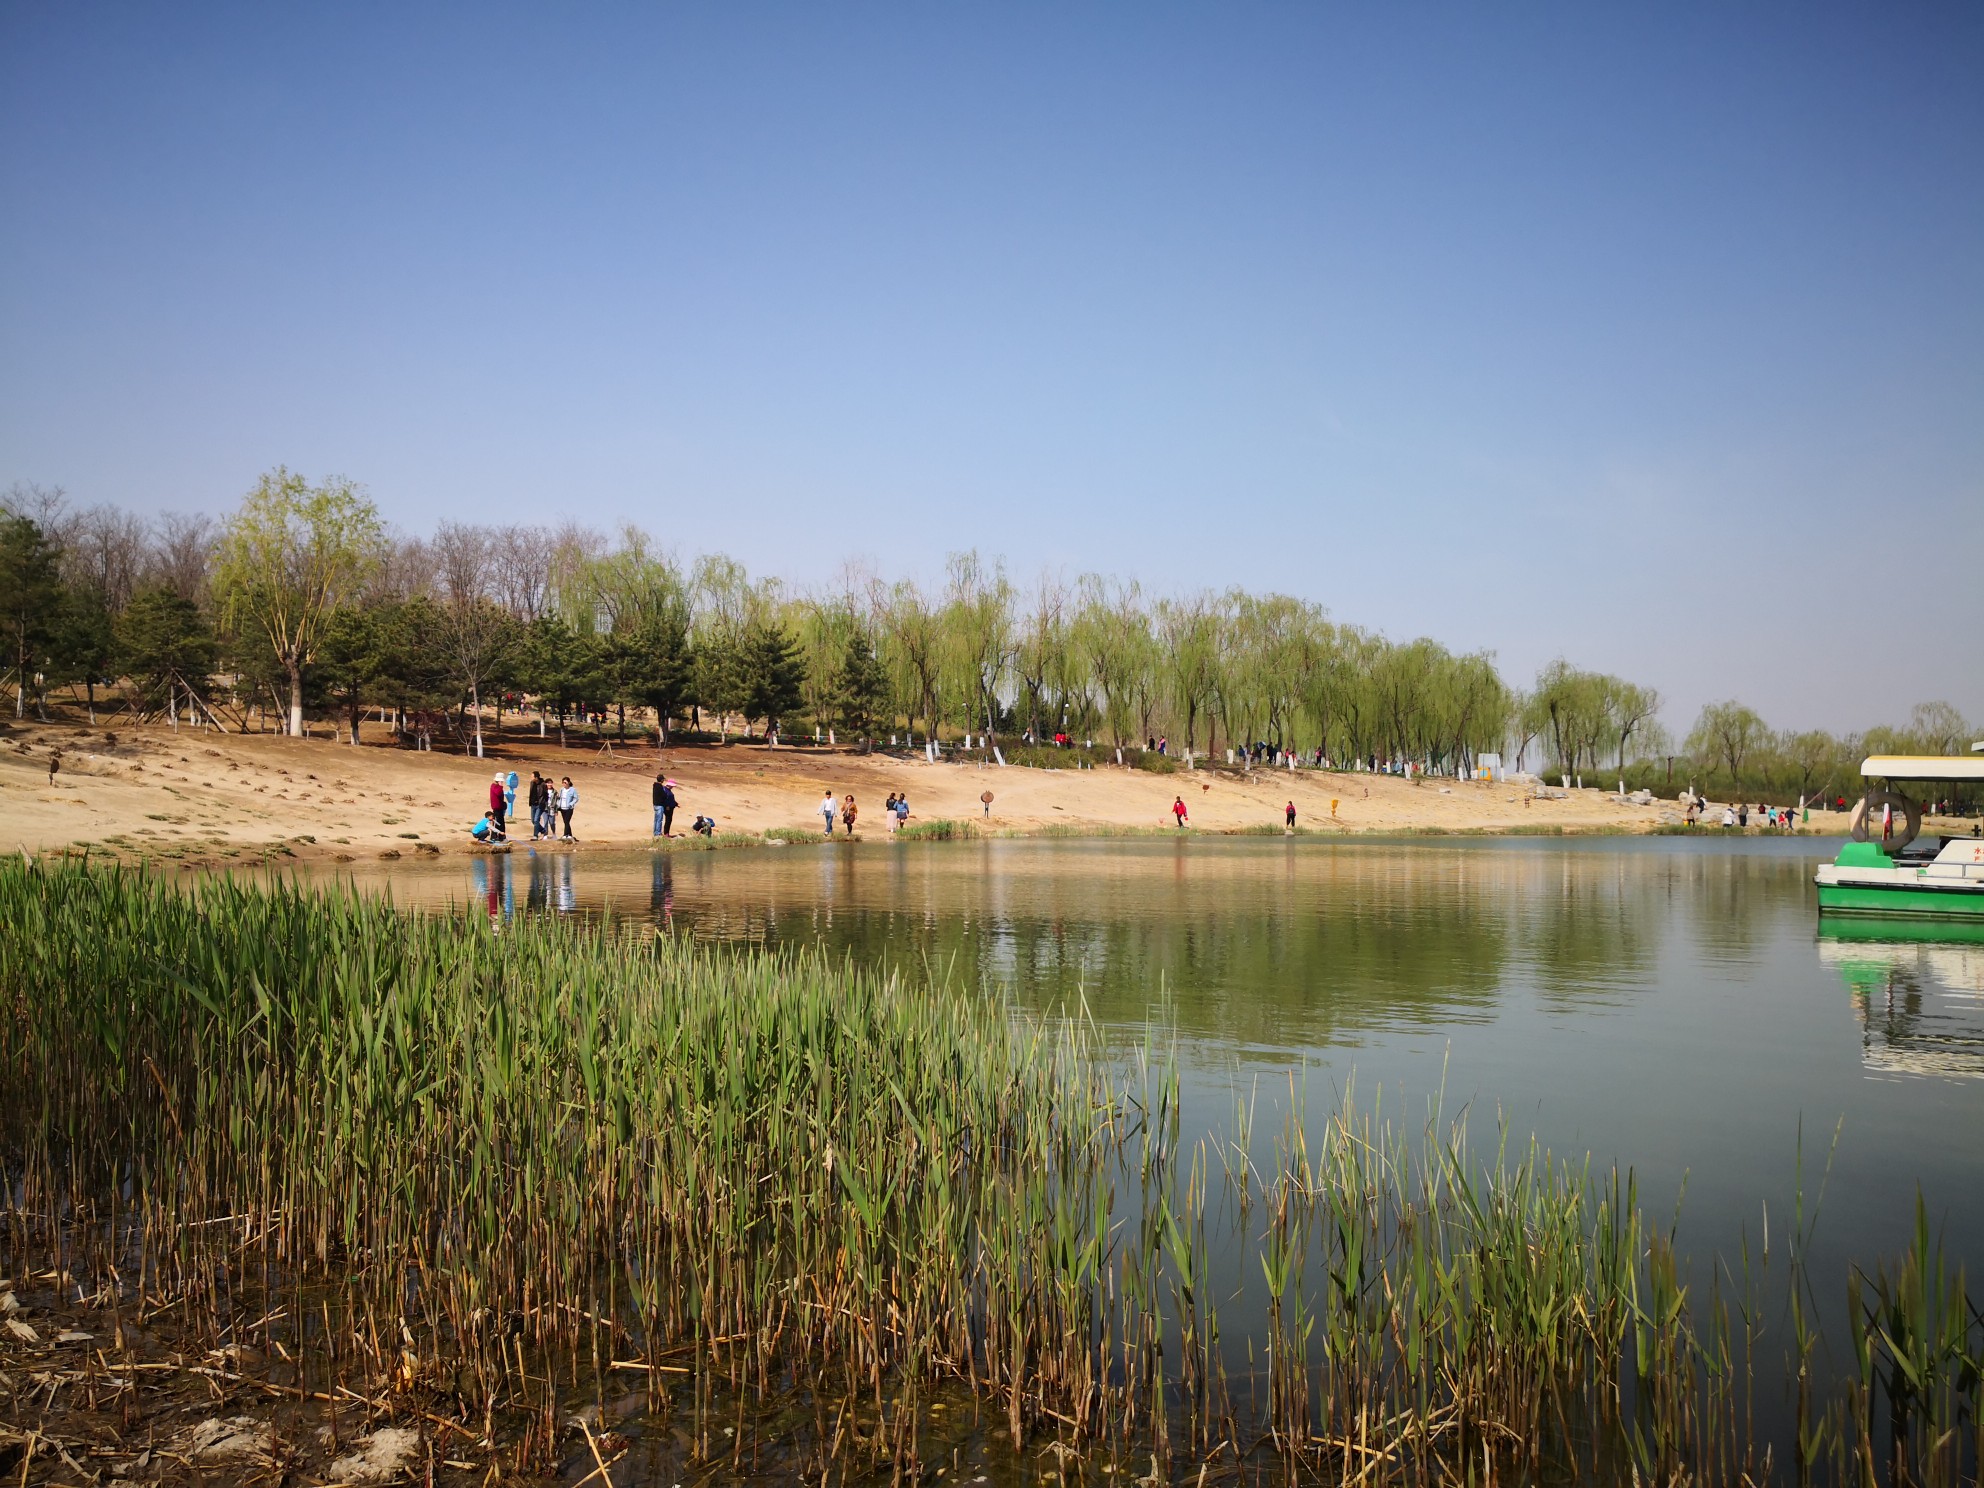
[488,772,507,836]
[1172,796,1189,829]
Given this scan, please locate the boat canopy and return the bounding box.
[1861,755,1984,783]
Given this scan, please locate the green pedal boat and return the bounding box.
[1815,747,1984,922]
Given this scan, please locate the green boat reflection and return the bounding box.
[1818,923,1984,1079]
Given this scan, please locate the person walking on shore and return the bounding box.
[820,791,837,835]
[558,777,579,840]
[1285,800,1297,830]
[842,794,858,834]
[1172,795,1189,829]
[884,792,899,833]
[895,793,910,830]
[652,772,677,838]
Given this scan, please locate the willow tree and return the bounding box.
[688,554,754,736]
[212,469,383,737]
[1438,650,1511,773]
[875,579,942,742]
[1686,700,1768,786]
[1157,593,1220,756]
[1012,573,1068,739]
[939,551,1013,742]
[582,529,691,739]
[1606,680,1662,772]
[1529,660,1616,779]
[1228,592,1324,752]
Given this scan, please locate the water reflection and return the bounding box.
[369,840,1984,1091]
[1818,928,1984,1081]
[355,838,1818,1057]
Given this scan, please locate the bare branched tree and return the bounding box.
[145,513,218,602]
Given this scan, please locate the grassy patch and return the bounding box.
[896,817,981,841]
[763,826,823,844]
[666,831,765,852]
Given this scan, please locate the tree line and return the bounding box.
[1,473,1973,803]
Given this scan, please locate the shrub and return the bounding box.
[896,818,979,842]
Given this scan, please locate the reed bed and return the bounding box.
[1,859,1976,1484]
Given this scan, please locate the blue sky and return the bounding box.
[3,3,1979,735]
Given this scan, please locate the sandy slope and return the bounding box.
[0,719,1851,866]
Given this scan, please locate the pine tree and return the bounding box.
[743,620,807,736]
[315,602,388,744]
[0,516,65,718]
[612,606,693,738]
[117,584,219,689]
[53,586,119,722]
[830,630,888,737]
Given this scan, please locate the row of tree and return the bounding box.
[1,473,1974,803]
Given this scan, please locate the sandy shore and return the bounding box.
[0,719,1858,867]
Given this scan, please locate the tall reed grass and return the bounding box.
[1,859,1974,1482]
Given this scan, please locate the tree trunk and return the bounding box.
[470,682,485,758]
[348,691,363,745]
[287,663,304,738]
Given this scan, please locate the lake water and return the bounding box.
[327,833,1984,1316]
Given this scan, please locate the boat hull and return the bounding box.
[1816,879,1984,921]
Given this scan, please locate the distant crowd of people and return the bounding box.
[466,766,932,847]
[1681,797,1805,830]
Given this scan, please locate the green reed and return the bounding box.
[0,858,1975,1483]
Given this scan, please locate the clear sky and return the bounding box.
[3,3,1979,737]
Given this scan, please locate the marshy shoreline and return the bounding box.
[3,861,1978,1485]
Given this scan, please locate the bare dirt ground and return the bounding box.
[0,718,1858,866]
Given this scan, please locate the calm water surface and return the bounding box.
[322,835,1984,1330]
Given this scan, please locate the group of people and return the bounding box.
[817,791,914,835]
[1169,796,1302,831]
[652,772,715,837]
[1682,798,1803,830]
[473,770,579,844]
